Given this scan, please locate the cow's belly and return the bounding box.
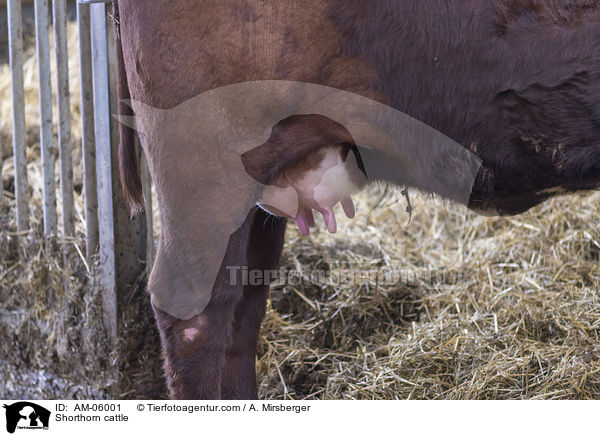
[118,0,600,214]
[118,0,380,109]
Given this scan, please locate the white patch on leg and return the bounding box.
[182,327,200,342]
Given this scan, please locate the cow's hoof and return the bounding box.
[258,145,366,234]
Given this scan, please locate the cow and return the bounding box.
[112,0,600,399]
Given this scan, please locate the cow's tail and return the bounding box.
[113,1,144,216]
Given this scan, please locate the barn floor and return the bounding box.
[2,183,599,400]
[258,189,600,399]
[0,199,165,400]
[1,21,599,400]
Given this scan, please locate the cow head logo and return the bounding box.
[3,402,50,434]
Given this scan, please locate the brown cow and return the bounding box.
[113,0,600,399]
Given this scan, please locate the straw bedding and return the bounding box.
[1,22,599,400]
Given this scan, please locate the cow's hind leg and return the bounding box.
[152,210,257,399]
[152,208,285,399]
[221,208,287,399]
[152,285,236,398]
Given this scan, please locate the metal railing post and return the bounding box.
[7,0,29,231]
[77,0,99,257]
[34,0,57,236]
[90,1,117,343]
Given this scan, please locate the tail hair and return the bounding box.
[114,1,144,216]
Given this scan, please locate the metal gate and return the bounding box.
[4,0,151,345]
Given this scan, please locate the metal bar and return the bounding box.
[77,1,98,257]
[141,152,154,276]
[7,0,29,231]
[90,2,117,343]
[0,129,2,189]
[107,3,148,348]
[53,0,74,237]
[78,0,113,3]
[34,0,57,236]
